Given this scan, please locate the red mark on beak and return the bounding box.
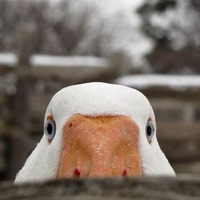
[73,168,80,178]
[122,169,127,177]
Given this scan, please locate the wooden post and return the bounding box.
[14,26,35,131]
[9,25,36,180]
[109,52,132,77]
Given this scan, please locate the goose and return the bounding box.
[14,82,175,183]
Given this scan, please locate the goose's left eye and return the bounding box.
[146,121,155,143]
[44,119,56,142]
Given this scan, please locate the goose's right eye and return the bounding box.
[145,121,155,144]
[44,119,56,142]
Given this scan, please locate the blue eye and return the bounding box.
[44,119,56,141]
[146,121,155,143]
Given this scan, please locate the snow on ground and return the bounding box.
[115,74,200,90]
[0,53,18,67]
[30,55,109,68]
[0,53,109,68]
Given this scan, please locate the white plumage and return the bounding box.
[15,82,175,183]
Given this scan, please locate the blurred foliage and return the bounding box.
[0,0,93,55]
[154,0,176,12]
[138,0,200,74]
[139,0,176,13]
[138,0,200,49]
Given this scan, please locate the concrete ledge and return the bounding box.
[1,176,200,200]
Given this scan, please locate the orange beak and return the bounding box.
[57,114,142,178]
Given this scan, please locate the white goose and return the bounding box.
[15,82,175,183]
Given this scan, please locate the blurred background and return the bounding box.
[0,0,200,182]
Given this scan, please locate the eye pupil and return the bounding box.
[47,123,53,135]
[146,125,152,136]
[146,121,154,143]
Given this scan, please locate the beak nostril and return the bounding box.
[122,169,127,177]
[73,168,80,178]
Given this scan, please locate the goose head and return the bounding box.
[15,82,175,183]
